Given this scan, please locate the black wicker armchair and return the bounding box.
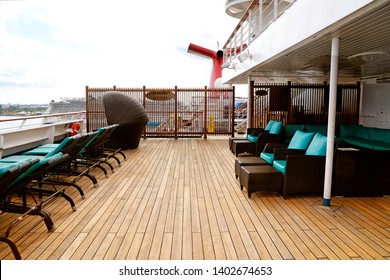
[272,132,330,198]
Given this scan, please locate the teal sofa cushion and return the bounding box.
[305,133,327,156]
[338,126,390,150]
[247,135,258,143]
[370,128,390,144]
[305,125,328,136]
[287,130,315,150]
[339,125,362,138]
[355,127,371,140]
[342,138,372,149]
[372,142,390,150]
[264,120,276,131]
[273,160,286,174]
[283,124,305,143]
[260,152,274,164]
[269,121,283,135]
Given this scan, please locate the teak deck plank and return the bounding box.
[1,137,389,260]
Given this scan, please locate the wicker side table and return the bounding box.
[239,165,282,198]
[234,156,268,179]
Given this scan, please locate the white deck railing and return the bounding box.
[0,112,85,158]
[223,0,296,66]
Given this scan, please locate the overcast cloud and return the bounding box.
[0,0,238,104]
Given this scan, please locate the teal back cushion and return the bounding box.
[305,125,328,136]
[305,133,327,156]
[339,125,362,138]
[269,121,283,135]
[264,120,276,131]
[370,128,390,144]
[287,130,315,150]
[355,126,371,140]
[283,124,305,143]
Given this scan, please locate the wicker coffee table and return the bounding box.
[239,165,282,198]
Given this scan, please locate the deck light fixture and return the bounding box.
[238,49,252,63]
[348,51,389,65]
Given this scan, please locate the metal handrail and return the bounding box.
[0,111,86,131]
[0,111,86,122]
[223,0,297,65]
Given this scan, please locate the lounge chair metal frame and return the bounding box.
[0,154,76,259]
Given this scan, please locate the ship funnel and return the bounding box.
[187,43,224,88]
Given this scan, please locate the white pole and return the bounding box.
[323,37,339,206]
[247,75,252,129]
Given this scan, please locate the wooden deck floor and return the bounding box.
[1,137,389,260]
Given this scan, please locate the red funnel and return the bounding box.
[187,43,223,88]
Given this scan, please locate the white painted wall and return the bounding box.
[360,81,390,129]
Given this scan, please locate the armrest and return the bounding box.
[285,155,326,175]
[263,143,287,153]
[255,133,282,155]
[247,128,263,136]
[273,148,305,160]
[282,155,326,197]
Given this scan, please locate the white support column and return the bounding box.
[323,37,339,206]
[259,0,263,33]
[247,75,252,129]
[274,0,278,20]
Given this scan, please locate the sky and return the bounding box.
[0,0,239,104]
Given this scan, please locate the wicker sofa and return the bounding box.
[337,125,390,150]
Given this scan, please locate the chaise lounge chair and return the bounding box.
[0,153,76,259]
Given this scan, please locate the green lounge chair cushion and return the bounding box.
[23,136,72,157]
[0,162,19,174]
[9,153,64,188]
[0,155,43,163]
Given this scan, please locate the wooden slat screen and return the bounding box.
[85,86,235,138]
[252,81,360,127]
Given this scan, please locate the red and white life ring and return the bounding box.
[68,122,80,136]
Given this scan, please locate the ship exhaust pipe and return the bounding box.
[187,43,224,89]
